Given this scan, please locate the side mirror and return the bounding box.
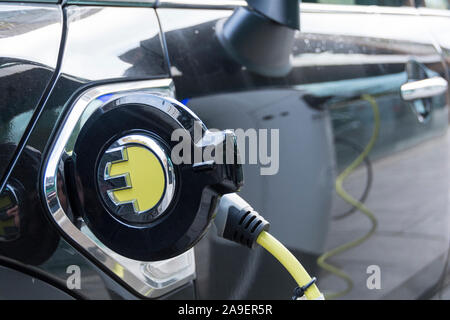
[216,0,300,77]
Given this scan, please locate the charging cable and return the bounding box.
[215,193,324,300]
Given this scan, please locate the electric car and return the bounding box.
[0,0,449,300]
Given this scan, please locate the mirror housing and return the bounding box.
[216,0,299,77]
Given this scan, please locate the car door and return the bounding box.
[0,3,62,190]
[416,0,450,88]
[0,1,63,277]
[157,0,449,299]
[0,3,197,300]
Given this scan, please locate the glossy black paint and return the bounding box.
[160,9,445,101]
[0,145,60,266]
[0,2,448,300]
[0,4,62,187]
[0,264,74,300]
[418,8,450,84]
[61,6,168,81]
[0,5,176,299]
[158,6,449,299]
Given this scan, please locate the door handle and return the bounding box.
[400,76,448,101]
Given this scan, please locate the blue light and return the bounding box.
[97,93,114,103]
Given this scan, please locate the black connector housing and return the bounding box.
[222,207,270,249]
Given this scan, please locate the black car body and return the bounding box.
[0,0,449,299]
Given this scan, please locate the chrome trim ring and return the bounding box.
[42,79,197,298]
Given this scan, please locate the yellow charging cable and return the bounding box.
[316,94,380,299]
[257,230,323,300]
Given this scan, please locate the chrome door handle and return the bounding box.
[400,76,448,101]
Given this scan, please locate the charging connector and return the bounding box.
[215,193,270,248]
[214,193,324,300]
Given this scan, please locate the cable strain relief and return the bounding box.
[222,207,270,249]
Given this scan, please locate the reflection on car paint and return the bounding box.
[0,4,62,184]
[158,7,449,299]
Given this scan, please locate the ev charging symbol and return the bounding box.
[66,265,81,290]
[366,265,381,290]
